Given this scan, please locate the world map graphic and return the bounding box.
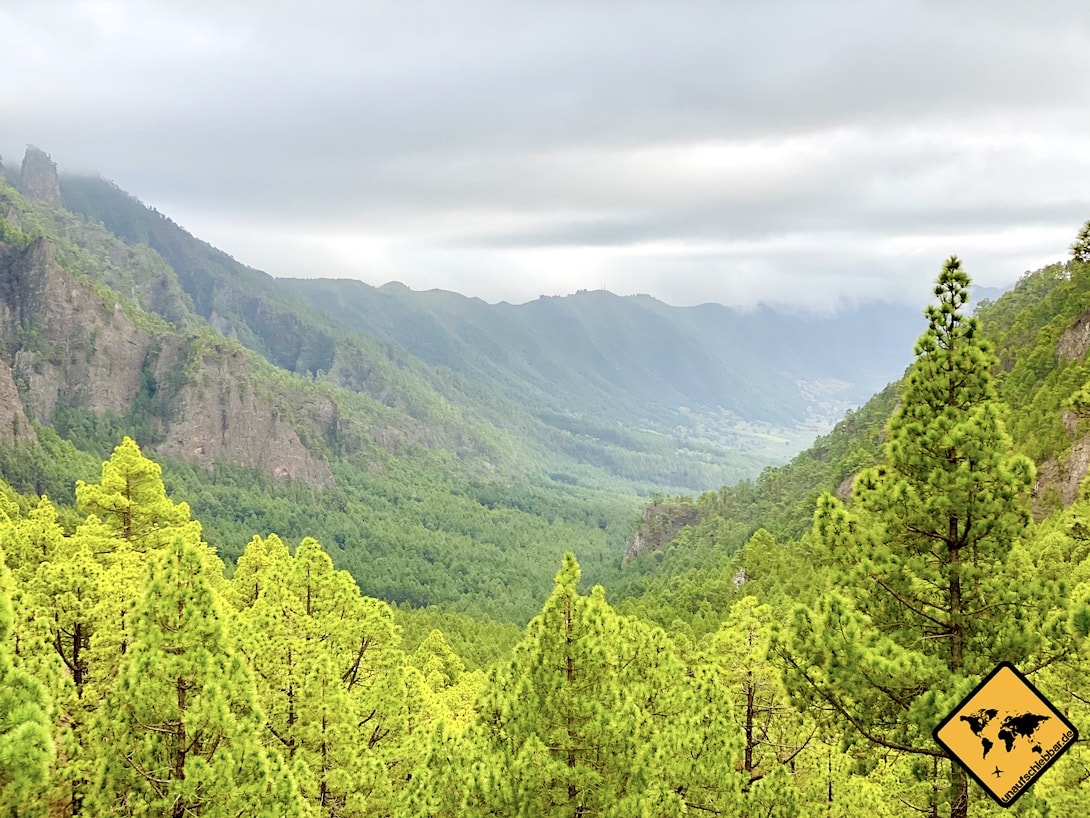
[959,708,1051,759]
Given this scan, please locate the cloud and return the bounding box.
[2,0,1089,309]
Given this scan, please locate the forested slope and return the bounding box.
[4,144,1090,815]
[60,169,924,489]
[3,249,1090,816]
[620,247,1090,595]
[0,161,641,622]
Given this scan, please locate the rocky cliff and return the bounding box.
[0,232,334,487]
[156,342,334,486]
[2,238,154,423]
[622,499,706,564]
[0,359,35,446]
[19,146,63,208]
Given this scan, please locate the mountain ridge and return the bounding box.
[55,166,927,492]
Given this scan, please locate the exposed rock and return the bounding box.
[0,237,334,488]
[1,238,153,423]
[1063,409,1079,438]
[835,471,857,500]
[0,359,35,446]
[1033,435,1090,519]
[622,500,705,564]
[1058,310,1090,362]
[19,147,63,209]
[156,345,335,488]
[0,236,48,333]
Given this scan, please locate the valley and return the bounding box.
[1,146,1089,816]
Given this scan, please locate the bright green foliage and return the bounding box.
[6,500,97,814]
[75,436,198,550]
[737,527,825,609]
[229,532,292,608]
[782,258,1042,818]
[235,535,408,817]
[30,536,102,699]
[706,597,809,797]
[408,629,486,727]
[1016,489,1090,814]
[0,550,54,817]
[394,605,523,670]
[24,471,211,813]
[430,554,746,817]
[0,496,63,584]
[411,629,466,690]
[88,539,307,817]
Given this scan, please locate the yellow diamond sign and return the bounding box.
[933,662,1078,808]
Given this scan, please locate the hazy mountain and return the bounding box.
[60,169,926,488]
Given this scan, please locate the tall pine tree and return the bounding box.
[781,258,1042,818]
[88,539,307,817]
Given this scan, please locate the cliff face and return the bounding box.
[157,344,334,486]
[2,238,154,423]
[19,147,63,209]
[0,358,35,446]
[0,235,334,487]
[622,500,706,564]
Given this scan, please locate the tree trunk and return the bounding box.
[948,516,968,818]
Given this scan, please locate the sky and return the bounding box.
[2,0,1090,310]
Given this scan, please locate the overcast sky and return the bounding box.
[2,1,1089,310]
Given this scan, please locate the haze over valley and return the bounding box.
[2,3,1090,816]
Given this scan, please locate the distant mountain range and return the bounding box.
[3,146,937,494]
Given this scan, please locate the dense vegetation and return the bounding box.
[4,251,1090,816]
[58,173,922,493]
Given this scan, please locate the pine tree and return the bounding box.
[235,536,407,816]
[0,495,63,584]
[781,258,1041,818]
[0,548,54,817]
[88,539,307,817]
[75,437,198,551]
[1071,219,1090,264]
[408,629,485,728]
[229,533,292,609]
[458,554,744,816]
[707,597,810,798]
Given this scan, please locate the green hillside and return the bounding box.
[0,171,643,624]
[7,147,1090,816]
[59,173,923,492]
[615,245,1090,637]
[3,244,1090,817]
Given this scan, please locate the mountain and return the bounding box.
[618,245,1090,611]
[276,278,920,431]
[4,147,1090,818]
[0,144,907,619]
[2,143,1037,622]
[59,168,924,488]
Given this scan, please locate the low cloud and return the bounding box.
[2,0,1089,308]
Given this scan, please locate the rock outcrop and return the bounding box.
[2,238,153,423]
[156,344,334,487]
[0,359,35,446]
[622,500,706,564]
[0,236,335,487]
[19,147,63,209]
[1033,429,1090,517]
[1058,309,1090,362]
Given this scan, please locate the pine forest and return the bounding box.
[3,161,1090,817]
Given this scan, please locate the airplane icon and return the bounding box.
[992,766,1003,778]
